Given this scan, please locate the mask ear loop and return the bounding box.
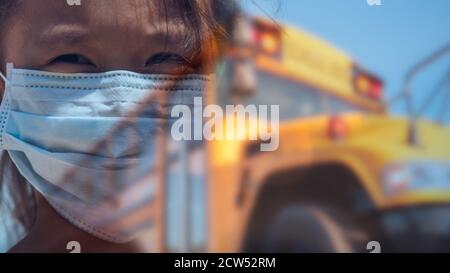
[0,63,13,89]
[0,63,13,85]
[0,72,8,85]
[0,63,13,149]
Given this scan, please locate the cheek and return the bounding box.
[1,23,39,70]
[2,30,19,63]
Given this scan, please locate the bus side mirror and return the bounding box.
[229,59,257,97]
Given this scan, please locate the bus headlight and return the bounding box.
[383,161,450,196]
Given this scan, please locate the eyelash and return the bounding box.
[49,54,94,66]
[145,52,192,67]
[49,52,193,67]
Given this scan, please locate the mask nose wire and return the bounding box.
[0,72,8,85]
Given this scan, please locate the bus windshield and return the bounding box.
[244,70,365,121]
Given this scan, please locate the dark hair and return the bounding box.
[0,0,237,65]
[0,0,19,25]
[154,0,238,68]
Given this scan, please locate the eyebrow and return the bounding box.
[37,24,90,49]
[34,22,199,60]
[36,23,189,46]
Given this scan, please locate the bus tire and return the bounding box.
[263,204,366,253]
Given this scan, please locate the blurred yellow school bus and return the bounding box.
[161,16,450,253]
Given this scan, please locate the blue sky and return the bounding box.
[241,0,450,122]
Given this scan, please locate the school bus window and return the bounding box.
[245,71,324,121]
[326,95,366,114]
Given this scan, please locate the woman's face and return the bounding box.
[1,0,201,75]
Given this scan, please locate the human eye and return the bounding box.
[145,52,198,74]
[49,53,94,65]
[45,53,96,73]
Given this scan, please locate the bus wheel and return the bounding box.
[263,204,367,253]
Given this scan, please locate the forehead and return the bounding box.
[18,0,184,29]
[13,0,193,49]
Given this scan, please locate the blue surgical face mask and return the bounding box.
[0,63,208,243]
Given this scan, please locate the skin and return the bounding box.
[11,192,146,253]
[1,0,212,252]
[0,0,207,95]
